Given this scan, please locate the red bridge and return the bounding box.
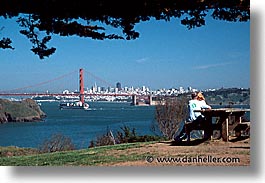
[0,93,133,97]
[0,68,142,97]
[0,68,175,106]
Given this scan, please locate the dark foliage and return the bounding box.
[89,125,162,148]
[90,130,116,147]
[0,0,250,59]
[0,37,14,50]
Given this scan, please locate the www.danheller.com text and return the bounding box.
[145,155,240,164]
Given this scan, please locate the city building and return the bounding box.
[116,82,122,91]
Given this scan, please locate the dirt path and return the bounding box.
[105,137,250,166]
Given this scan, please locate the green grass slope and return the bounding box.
[0,142,153,166]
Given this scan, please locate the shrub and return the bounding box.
[91,131,116,147]
[39,133,75,153]
[154,96,188,140]
[116,125,136,143]
[89,125,163,148]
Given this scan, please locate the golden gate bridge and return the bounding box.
[0,68,174,106]
[0,68,133,97]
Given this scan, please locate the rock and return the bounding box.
[0,98,46,123]
[0,112,8,123]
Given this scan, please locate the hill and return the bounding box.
[202,88,250,105]
[0,98,46,123]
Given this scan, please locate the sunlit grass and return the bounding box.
[0,142,154,166]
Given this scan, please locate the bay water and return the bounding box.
[0,102,250,149]
[0,102,156,149]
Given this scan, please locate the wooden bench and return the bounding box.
[233,122,250,137]
[184,121,250,142]
[184,121,225,142]
[184,121,210,142]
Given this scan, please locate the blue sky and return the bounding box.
[0,15,250,92]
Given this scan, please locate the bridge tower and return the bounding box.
[79,68,85,104]
[131,95,137,105]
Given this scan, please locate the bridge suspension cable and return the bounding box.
[83,70,113,87]
[0,68,114,94]
[0,69,78,93]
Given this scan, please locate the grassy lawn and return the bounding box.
[0,142,154,166]
[0,138,251,166]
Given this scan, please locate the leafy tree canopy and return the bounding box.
[0,0,250,59]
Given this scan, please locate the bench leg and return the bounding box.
[187,132,190,142]
[185,124,191,142]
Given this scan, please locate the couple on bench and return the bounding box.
[174,92,212,143]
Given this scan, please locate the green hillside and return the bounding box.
[0,98,46,123]
[201,88,250,105]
